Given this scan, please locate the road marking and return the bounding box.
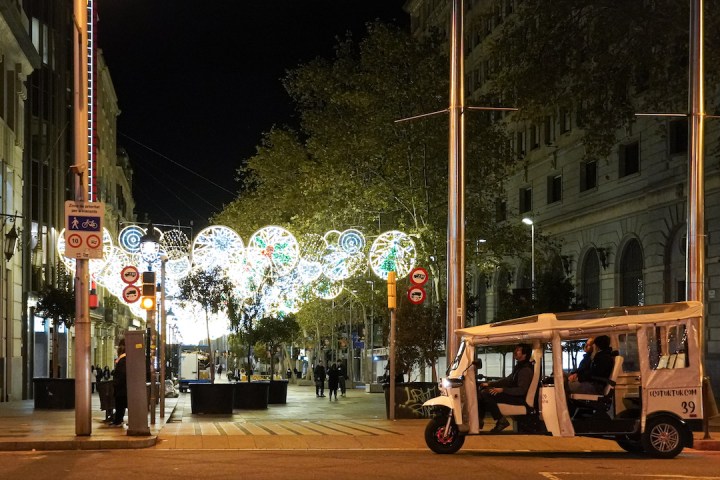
[540,474,720,480]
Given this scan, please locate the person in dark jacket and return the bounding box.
[569,335,615,394]
[111,339,127,427]
[567,337,594,387]
[327,363,340,401]
[313,361,326,397]
[478,343,534,432]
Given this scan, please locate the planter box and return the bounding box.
[383,382,439,419]
[233,381,270,409]
[189,383,235,414]
[268,379,289,404]
[33,378,75,409]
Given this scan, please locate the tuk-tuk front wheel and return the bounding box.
[641,416,685,459]
[425,415,465,454]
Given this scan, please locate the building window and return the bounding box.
[529,124,539,150]
[668,119,688,155]
[519,187,532,214]
[559,108,571,133]
[580,160,597,191]
[495,198,507,222]
[516,131,525,157]
[547,174,562,204]
[620,239,644,306]
[544,115,555,145]
[619,141,640,177]
[581,250,601,309]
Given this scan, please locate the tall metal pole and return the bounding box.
[447,0,465,363]
[530,223,535,300]
[687,0,709,438]
[73,0,91,436]
[159,258,167,418]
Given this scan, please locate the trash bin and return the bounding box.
[97,380,114,420]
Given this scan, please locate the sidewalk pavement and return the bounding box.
[0,382,718,452]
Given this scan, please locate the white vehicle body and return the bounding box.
[423,301,707,458]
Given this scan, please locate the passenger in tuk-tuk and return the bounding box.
[568,335,614,395]
[477,343,533,432]
[567,337,594,387]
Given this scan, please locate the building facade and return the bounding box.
[405,0,720,392]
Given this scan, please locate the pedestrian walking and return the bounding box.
[327,363,340,401]
[338,361,347,397]
[313,361,326,397]
[110,339,127,427]
[91,365,97,393]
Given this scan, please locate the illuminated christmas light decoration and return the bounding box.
[166,257,192,280]
[161,229,190,261]
[339,229,365,254]
[247,226,299,277]
[368,230,417,280]
[57,227,115,276]
[227,246,271,299]
[118,225,145,254]
[191,225,244,271]
[312,276,343,300]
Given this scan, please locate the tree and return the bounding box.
[35,269,75,378]
[254,315,300,379]
[177,267,234,383]
[484,0,720,158]
[213,22,525,306]
[395,298,445,382]
[227,284,268,383]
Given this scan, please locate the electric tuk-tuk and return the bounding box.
[423,301,707,458]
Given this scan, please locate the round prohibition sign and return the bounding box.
[122,285,141,303]
[407,286,426,305]
[67,233,82,248]
[409,267,429,286]
[120,265,140,284]
[86,234,102,249]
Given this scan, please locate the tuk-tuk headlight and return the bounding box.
[442,377,463,389]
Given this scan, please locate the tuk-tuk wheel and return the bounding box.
[641,416,685,459]
[424,416,465,454]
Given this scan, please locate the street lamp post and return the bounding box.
[522,218,535,299]
[140,224,160,425]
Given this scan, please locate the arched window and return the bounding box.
[581,250,600,309]
[620,239,644,306]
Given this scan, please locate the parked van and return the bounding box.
[423,301,709,458]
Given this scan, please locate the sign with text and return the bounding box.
[64,201,105,259]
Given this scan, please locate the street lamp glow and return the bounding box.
[522,217,534,226]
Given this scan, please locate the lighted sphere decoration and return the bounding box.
[94,246,131,297]
[368,230,417,280]
[191,225,244,271]
[139,225,164,265]
[118,225,145,254]
[166,257,192,280]
[228,246,272,299]
[247,226,299,277]
[297,234,326,284]
[312,276,343,300]
[339,229,365,255]
[160,229,190,261]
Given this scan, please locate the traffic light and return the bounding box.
[387,270,396,309]
[140,271,156,310]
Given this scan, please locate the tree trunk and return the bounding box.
[51,317,60,378]
[205,310,215,383]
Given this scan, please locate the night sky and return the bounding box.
[97,1,409,230]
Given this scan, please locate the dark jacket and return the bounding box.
[313,364,326,382]
[328,365,340,390]
[578,347,614,385]
[574,352,592,377]
[489,359,534,397]
[113,354,127,398]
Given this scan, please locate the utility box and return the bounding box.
[125,330,150,436]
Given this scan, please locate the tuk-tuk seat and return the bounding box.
[569,355,623,405]
[498,349,542,417]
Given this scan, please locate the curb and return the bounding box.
[0,436,157,452]
[693,439,720,451]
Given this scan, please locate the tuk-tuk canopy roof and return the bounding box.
[456,301,703,345]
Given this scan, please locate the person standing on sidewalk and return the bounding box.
[338,361,347,397]
[327,363,340,401]
[314,361,326,397]
[111,338,127,427]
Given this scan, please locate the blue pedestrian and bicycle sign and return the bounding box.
[64,201,105,259]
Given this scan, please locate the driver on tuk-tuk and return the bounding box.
[477,343,533,432]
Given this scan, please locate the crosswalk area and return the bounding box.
[161,419,405,437]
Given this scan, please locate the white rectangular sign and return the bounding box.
[64,201,105,259]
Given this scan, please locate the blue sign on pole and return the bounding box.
[69,215,101,231]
